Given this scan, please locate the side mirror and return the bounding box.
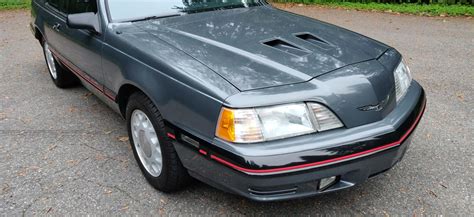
[67,12,101,34]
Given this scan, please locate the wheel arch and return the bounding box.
[34,27,43,42]
[116,83,147,118]
[30,0,45,44]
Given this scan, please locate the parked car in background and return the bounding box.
[30,0,426,201]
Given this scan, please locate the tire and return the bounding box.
[126,92,190,192]
[41,40,79,88]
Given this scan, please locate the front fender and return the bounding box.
[102,25,239,142]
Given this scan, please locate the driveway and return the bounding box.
[0,6,473,215]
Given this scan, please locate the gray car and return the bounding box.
[30,0,426,201]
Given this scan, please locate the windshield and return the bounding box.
[107,0,267,22]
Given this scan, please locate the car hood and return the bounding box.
[135,6,389,91]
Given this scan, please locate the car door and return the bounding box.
[43,0,69,56]
[43,0,104,88]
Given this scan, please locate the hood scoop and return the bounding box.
[295,33,332,50]
[262,39,311,57]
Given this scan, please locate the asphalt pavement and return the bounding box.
[0,6,473,215]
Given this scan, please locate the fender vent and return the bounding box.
[295,33,331,49]
[263,39,310,57]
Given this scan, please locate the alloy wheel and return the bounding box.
[130,109,163,177]
[43,42,58,80]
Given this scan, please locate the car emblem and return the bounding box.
[358,95,390,112]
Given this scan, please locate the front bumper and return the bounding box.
[168,82,426,201]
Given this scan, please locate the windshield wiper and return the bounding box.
[131,13,182,22]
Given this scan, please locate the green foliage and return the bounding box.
[0,0,31,10]
[273,0,473,5]
[273,1,474,16]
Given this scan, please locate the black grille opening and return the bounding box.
[248,186,297,197]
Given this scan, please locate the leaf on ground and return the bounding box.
[1,183,10,193]
[456,92,465,102]
[68,106,78,113]
[95,154,107,161]
[0,112,6,120]
[82,92,93,99]
[118,136,129,142]
[20,117,32,124]
[159,207,166,215]
[428,190,438,198]
[104,189,113,195]
[48,144,57,151]
[67,160,79,165]
[17,169,27,177]
[119,204,129,212]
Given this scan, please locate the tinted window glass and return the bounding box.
[48,0,60,8]
[107,0,267,22]
[47,0,67,13]
[67,0,98,14]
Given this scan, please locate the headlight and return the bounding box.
[394,60,412,102]
[216,103,344,143]
[256,104,315,141]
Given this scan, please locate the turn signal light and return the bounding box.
[216,108,236,142]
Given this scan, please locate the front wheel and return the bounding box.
[42,41,78,88]
[126,92,190,192]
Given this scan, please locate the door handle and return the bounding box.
[52,23,61,31]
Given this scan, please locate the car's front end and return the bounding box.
[27,0,427,201]
[163,50,426,201]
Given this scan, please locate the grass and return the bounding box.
[0,0,30,10]
[272,1,474,16]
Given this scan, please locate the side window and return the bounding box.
[67,0,98,14]
[47,0,60,8]
[47,0,67,13]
